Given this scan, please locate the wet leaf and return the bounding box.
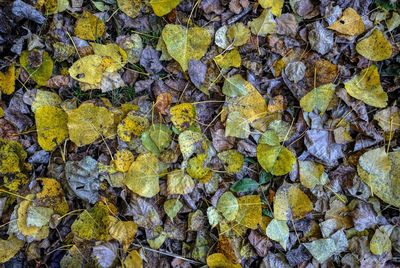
[109,219,138,251]
[207,253,241,268]
[222,74,249,97]
[304,238,336,263]
[141,124,172,155]
[178,130,207,159]
[112,149,134,173]
[227,23,251,47]
[68,55,105,85]
[356,29,392,61]
[259,0,284,16]
[344,65,388,108]
[230,178,259,193]
[117,0,141,18]
[370,226,392,255]
[299,161,328,189]
[124,250,143,268]
[214,49,241,69]
[235,195,262,229]
[117,113,149,142]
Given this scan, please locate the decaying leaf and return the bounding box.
[300,83,335,114]
[74,11,105,41]
[170,103,196,131]
[328,8,365,36]
[248,9,276,36]
[217,150,244,173]
[167,169,195,195]
[164,199,183,220]
[235,195,262,229]
[259,0,284,16]
[20,50,53,86]
[299,161,328,189]
[214,49,241,69]
[257,144,296,176]
[266,219,289,249]
[0,236,24,263]
[0,64,15,95]
[207,253,241,268]
[217,191,239,222]
[109,219,138,251]
[274,183,313,220]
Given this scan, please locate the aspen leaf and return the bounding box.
[178,130,207,159]
[266,219,289,249]
[357,148,400,208]
[35,106,69,151]
[170,103,196,131]
[222,74,249,97]
[344,65,388,108]
[248,9,276,36]
[230,178,259,193]
[109,220,138,251]
[117,113,149,142]
[0,138,27,175]
[370,227,392,255]
[373,106,400,132]
[328,8,365,36]
[356,29,392,61]
[125,153,160,198]
[304,238,337,263]
[16,197,49,240]
[141,124,172,155]
[217,192,239,221]
[117,0,141,18]
[31,90,62,113]
[112,149,134,172]
[167,169,195,195]
[150,0,181,16]
[217,150,244,173]
[67,103,115,147]
[74,11,105,41]
[257,144,295,176]
[214,49,241,69]
[186,153,210,180]
[0,236,24,263]
[207,253,241,268]
[235,195,262,229]
[69,55,105,84]
[300,83,335,114]
[124,250,143,268]
[0,64,15,95]
[225,111,250,139]
[162,24,211,71]
[274,183,313,221]
[299,161,328,189]
[227,23,251,47]
[259,0,284,16]
[164,199,183,220]
[20,50,54,86]
[91,43,128,72]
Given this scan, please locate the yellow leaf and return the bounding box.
[68,55,105,84]
[35,178,69,215]
[170,103,196,131]
[300,83,335,114]
[217,192,239,221]
[370,227,392,255]
[74,11,105,41]
[178,130,208,159]
[214,49,241,69]
[109,219,138,251]
[0,64,15,95]
[31,90,62,113]
[207,253,241,268]
[125,153,160,198]
[299,161,328,189]
[257,144,295,176]
[235,195,262,229]
[274,183,313,221]
[117,112,149,142]
[356,29,392,61]
[186,153,210,180]
[259,0,284,16]
[226,23,251,47]
[248,9,276,36]
[20,50,54,86]
[344,65,388,108]
[162,24,211,71]
[124,250,143,268]
[150,0,181,16]
[112,149,134,172]
[17,196,49,240]
[217,150,244,173]
[0,138,27,175]
[67,103,115,146]
[35,106,69,151]
[91,43,128,72]
[117,0,142,18]
[0,236,24,263]
[167,169,195,195]
[328,8,365,36]
[225,111,250,139]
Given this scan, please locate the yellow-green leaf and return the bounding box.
[150,0,181,16]
[0,64,15,95]
[299,161,328,189]
[300,83,335,114]
[235,195,262,229]
[167,169,195,195]
[117,0,142,18]
[227,23,251,47]
[0,236,24,263]
[217,192,239,222]
[266,219,289,249]
[20,50,53,86]
[257,144,295,176]
[109,219,138,251]
[162,24,211,71]
[248,9,276,36]
[259,0,284,16]
[344,65,388,108]
[356,29,392,61]
[218,150,244,173]
[170,103,196,131]
[74,11,105,41]
[214,49,241,69]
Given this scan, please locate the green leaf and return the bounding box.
[230,178,259,193]
[141,124,172,155]
[222,74,249,97]
[266,219,289,249]
[248,9,276,37]
[164,199,183,220]
[300,83,335,114]
[304,238,337,263]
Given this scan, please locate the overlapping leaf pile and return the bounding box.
[0,0,399,267]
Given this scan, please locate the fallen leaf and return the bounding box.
[109,219,138,251]
[207,253,241,268]
[274,183,313,220]
[0,236,24,263]
[141,124,172,156]
[299,161,328,189]
[167,169,195,195]
[150,0,181,16]
[164,199,183,220]
[117,112,149,142]
[227,23,251,47]
[217,150,244,173]
[217,191,239,222]
[328,8,365,36]
[344,65,388,108]
[124,250,143,268]
[214,49,241,69]
[356,29,392,61]
[74,11,105,41]
[266,219,289,249]
[257,144,296,176]
[370,226,392,255]
[68,55,105,85]
[0,64,15,95]
[300,83,335,114]
[170,103,196,131]
[235,195,262,229]
[125,153,160,198]
[222,74,249,97]
[20,50,53,86]
[112,149,135,172]
[259,0,284,16]
[248,9,276,36]
[230,178,259,193]
[178,130,207,159]
[162,24,211,71]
